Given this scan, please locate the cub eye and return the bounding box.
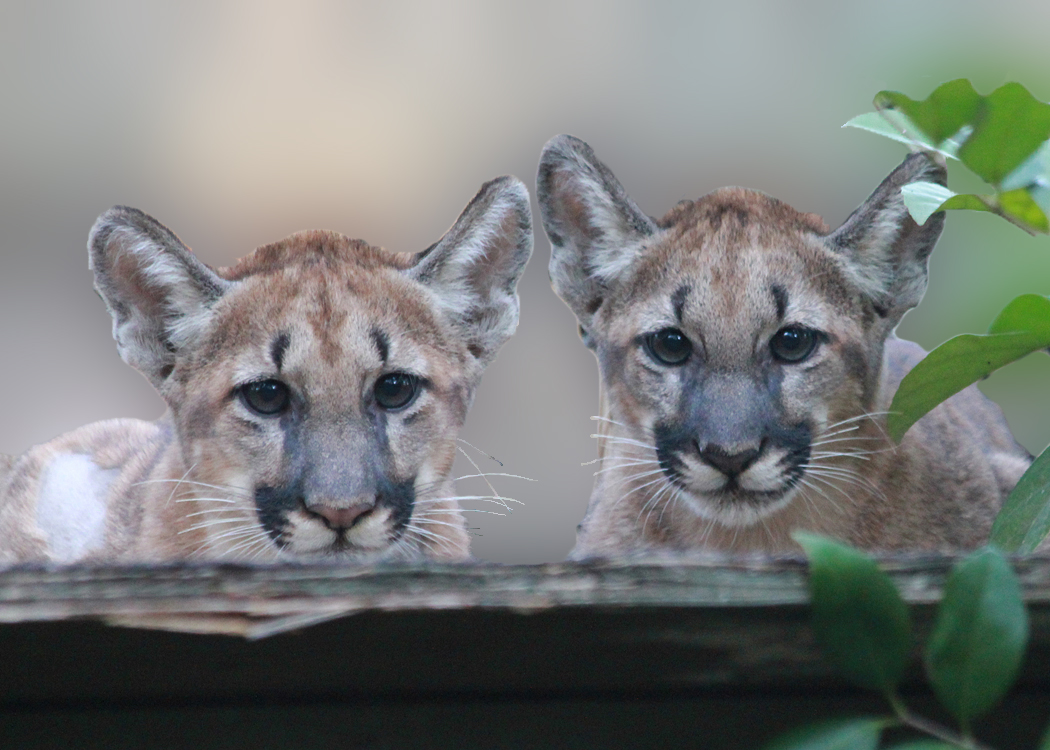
[770,326,819,363]
[374,372,419,410]
[647,328,692,366]
[240,379,291,416]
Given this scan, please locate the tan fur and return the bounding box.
[0,177,532,563]
[538,135,1031,556]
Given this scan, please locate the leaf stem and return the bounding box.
[891,702,995,750]
[974,194,1040,236]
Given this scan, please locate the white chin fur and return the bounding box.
[676,484,800,528]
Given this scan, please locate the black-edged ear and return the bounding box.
[406,176,533,366]
[89,206,231,388]
[537,134,658,331]
[827,152,947,326]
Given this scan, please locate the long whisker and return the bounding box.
[455,472,536,482]
[457,446,510,510]
[132,478,252,498]
[591,434,659,450]
[456,437,505,466]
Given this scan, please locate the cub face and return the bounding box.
[81,176,532,561]
[536,134,1014,553]
[592,202,879,527]
[160,237,476,557]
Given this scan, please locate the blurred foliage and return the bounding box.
[847,79,1050,554]
[768,535,1031,750]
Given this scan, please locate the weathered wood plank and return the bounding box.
[0,557,1048,709]
[1,556,1050,629]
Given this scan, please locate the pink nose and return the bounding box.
[305,502,374,530]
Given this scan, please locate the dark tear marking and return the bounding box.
[255,485,300,546]
[271,332,290,372]
[384,478,416,539]
[771,285,788,321]
[672,285,691,324]
[371,328,390,364]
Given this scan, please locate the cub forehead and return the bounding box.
[218,229,417,280]
[611,188,856,319]
[182,234,464,383]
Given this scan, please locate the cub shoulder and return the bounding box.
[537,134,1031,556]
[0,177,532,563]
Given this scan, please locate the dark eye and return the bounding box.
[770,327,819,363]
[647,328,692,366]
[374,372,418,410]
[240,379,291,416]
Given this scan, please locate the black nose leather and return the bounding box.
[697,443,760,477]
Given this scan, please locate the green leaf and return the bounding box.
[887,294,1050,442]
[958,83,1050,186]
[1001,139,1050,192]
[899,183,992,225]
[886,742,957,750]
[794,533,911,694]
[925,546,1028,730]
[843,111,960,160]
[1032,184,1050,217]
[999,188,1050,233]
[763,718,886,750]
[875,79,982,144]
[991,443,1050,553]
[900,182,959,225]
[988,293,1050,336]
[898,182,1048,234]
[938,192,994,213]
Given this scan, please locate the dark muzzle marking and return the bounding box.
[254,476,417,549]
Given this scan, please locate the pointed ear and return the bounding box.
[89,206,231,387]
[406,176,533,366]
[827,152,947,326]
[537,134,658,331]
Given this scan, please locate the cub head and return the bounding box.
[538,135,944,529]
[88,176,532,559]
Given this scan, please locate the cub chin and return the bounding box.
[0,177,532,563]
[538,135,1032,556]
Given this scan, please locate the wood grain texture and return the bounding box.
[1,557,1049,708]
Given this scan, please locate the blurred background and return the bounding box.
[1,0,1049,563]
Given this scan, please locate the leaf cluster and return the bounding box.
[847,80,1050,552]
[767,535,1030,750]
[846,79,1050,233]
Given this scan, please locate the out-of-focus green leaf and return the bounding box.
[1032,185,1050,216]
[925,547,1028,730]
[958,83,1050,186]
[875,79,981,144]
[988,293,1050,336]
[991,444,1050,553]
[899,182,1048,233]
[794,533,911,694]
[1001,140,1050,192]
[843,111,960,159]
[938,192,994,213]
[763,718,886,750]
[900,182,959,225]
[887,294,1050,442]
[886,742,957,750]
[899,183,991,225]
[999,188,1050,233]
